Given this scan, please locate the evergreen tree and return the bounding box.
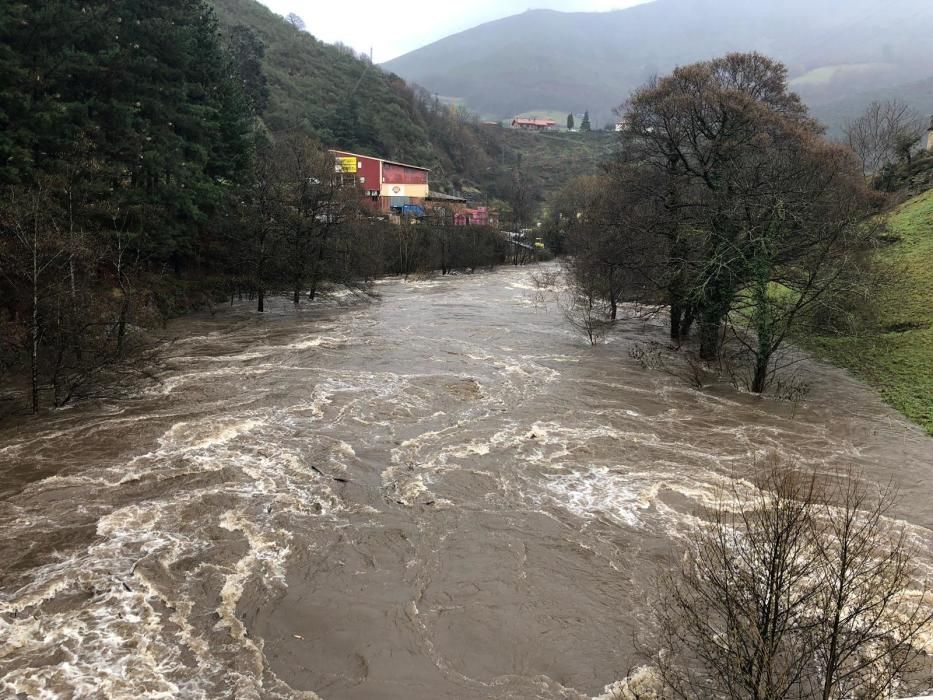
[567,113,575,131]
[581,111,591,132]
[228,25,270,117]
[0,0,252,264]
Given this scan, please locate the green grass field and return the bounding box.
[499,128,617,202]
[803,190,933,434]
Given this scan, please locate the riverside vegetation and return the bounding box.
[0,0,542,416]
[550,53,931,436]
[1,4,932,699]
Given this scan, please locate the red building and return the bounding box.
[330,150,430,215]
[511,118,556,131]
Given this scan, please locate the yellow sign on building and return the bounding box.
[335,156,358,173]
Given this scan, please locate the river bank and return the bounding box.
[798,189,933,436]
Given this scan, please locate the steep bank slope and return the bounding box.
[210,0,499,189]
[804,189,933,434]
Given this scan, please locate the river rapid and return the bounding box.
[1,266,931,699]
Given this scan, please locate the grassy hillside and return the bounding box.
[212,0,429,164]
[209,0,507,191]
[383,0,933,130]
[497,129,617,201]
[208,0,610,206]
[805,190,933,434]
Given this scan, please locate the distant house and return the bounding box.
[454,206,493,227]
[511,118,556,131]
[424,192,498,227]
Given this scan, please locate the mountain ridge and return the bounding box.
[383,0,933,128]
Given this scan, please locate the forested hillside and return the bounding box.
[0,0,535,417]
[210,0,506,192]
[211,0,617,203]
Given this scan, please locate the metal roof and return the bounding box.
[426,190,467,202]
[511,118,556,126]
[329,149,431,172]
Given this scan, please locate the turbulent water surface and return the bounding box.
[1,266,931,699]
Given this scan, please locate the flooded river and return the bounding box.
[1,266,931,699]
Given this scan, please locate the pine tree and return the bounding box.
[228,25,270,117]
[581,110,591,132]
[567,113,575,131]
[0,0,252,264]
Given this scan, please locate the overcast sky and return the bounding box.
[257,0,650,62]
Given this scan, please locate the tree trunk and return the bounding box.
[751,253,773,394]
[699,310,721,361]
[257,287,265,313]
[751,356,769,394]
[31,257,40,414]
[670,301,683,342]
[116,297,129,356]
[680,304,696,339]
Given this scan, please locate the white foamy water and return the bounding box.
[1,268,931,699]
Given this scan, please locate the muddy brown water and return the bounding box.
[1,266,931,699]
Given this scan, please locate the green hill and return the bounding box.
[496,128,617,200]
[211,0,617,205]
[805,189,933,434]
[210,0,501,190]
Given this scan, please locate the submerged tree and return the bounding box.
[555,52,882,392]
[622,53,820,360]
[272,135,357,303]
[0,184,66,412]
[650,464,932,700]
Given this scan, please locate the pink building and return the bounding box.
[454,206,491,226]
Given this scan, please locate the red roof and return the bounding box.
[512,118,556,127]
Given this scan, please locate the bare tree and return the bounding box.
[0,184,67,413]
[394,220,426,278]
[808,475,931,700]
[589,53,885,391]
[560,259,613,345]
[724,135,880,393]
[285,12,305,31]
[273,135,355,304]
[649,464,933,700]
[621,53,819,360]
[843,100,924,176]
[240,141,283,313]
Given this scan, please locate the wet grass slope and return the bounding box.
[806,189,933,434]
